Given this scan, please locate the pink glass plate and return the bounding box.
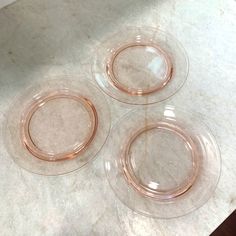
[93,27,188,104]
[104,105,221,218]
[4,77,110,175]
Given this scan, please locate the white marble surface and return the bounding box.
[0,0,235,235]
[0,0,16,9]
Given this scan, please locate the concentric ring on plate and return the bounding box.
[122,122,200,201]
[21,92,98,162]
[4,78,110,175]
[106,42,173,96]
[104,105,221,218]
[93,27,188,104]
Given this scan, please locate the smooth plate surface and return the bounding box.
[4,78,110,175]
[93,27,188,104]
[105,105,221,218]
[0,0,235,235]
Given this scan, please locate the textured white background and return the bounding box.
[0,0,235,235]
[0,0,16,9]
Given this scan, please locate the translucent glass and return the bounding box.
[93,27,188,104]
[104,105,221,218]
[4,78,110,175]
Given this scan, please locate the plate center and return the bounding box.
[29,97,92,155]
[112,45,170,92]
[128,128,193,192]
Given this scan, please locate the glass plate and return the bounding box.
[93,27,188,105]
[104,105,221,218]
[4,78,110,175]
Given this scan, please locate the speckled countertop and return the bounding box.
[0,0,235,235]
